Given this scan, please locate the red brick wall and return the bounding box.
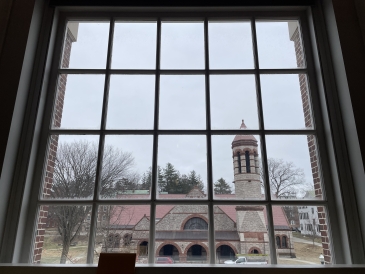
[291,26,331,264]
[33,28,74,263]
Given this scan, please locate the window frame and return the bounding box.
[2,5,359,267]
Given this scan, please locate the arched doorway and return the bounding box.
[250,248,260,254]
[139,241,148,256]
[187,244,207,262]
[158,244,179,262]
[216,245,235,264]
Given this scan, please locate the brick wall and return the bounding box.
[33,28,75,263]
[290,24,331,264]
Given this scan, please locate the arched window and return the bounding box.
[245,151,251,173]
[276,236,281,248]
[183,217,208,230]
[237,152,242,173]
[107,233,121,248]
[123,233,132,246]
[282,236,287,248]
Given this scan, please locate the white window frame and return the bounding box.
[1,3,364,268]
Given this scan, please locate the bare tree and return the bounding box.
[260,158,306,199]
[48,140,135,263]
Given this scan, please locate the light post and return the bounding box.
[319,253,324,264]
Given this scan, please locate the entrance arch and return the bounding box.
[158,244,180,262]
[216,245,235,263]
[186,244,207,262]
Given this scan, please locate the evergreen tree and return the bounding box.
[214,178,232,194]
[188,170,204,191]
[163,163,180,194]
[140,167,152,190]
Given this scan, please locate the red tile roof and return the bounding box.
[109,196,289,229]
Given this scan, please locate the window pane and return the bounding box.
[256,21,305,69]
[41,135,99,200]
[106,75,155,129]
[100,135,153,199]
[157,135,207,199]
[161,22,204,69]
[209,22,254,69]
[62,22,109,69]
[155,205,209,264]
[214,205,270,264]
[212,135,264,200]
[94,205,150,264]
[33,205,91,264]
[52,74,104,129]
[265,135,323,200]
[273,205,332,265]
[159,75,205,129]
[261,74,313,129]
[210,75,259,129]
[112,22,157,69]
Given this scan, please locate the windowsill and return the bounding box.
[1,263,365,267]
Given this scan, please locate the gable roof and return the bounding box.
[108,198,290,230]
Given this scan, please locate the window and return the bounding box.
[21,8,337,267]
[245,151,251,173]
[237,152,242,174]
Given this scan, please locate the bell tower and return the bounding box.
[233,120,269,256]
[232,120,261,199]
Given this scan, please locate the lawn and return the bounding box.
[278,242,324,265]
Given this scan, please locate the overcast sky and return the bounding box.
[55,20,315,198]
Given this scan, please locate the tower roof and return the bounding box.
[232,120,257,147]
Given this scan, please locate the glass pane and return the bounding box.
[209,22,254,69]
[265,135,323,200]
[214,205,270,264]
[52,74,104,129]
[41,135,99,200]
[157,135,207,199]
[112,22,157,69]
[159,75,205,129]
[100,135,153,199]
[212,135,263,200]
[161,22,204,69]
[210,75,259,129]
[261,74,313,129]
[155,205,209,264]
[256,21,305,69]
[106,75,155,129]
[274,205,332,265]
[62,22,109,69]
[94,205,150,264]
[33,205,91,264]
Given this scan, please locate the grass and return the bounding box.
[292,232,322,243]
[278,242,324,265]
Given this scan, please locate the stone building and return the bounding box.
[104,121,295,263]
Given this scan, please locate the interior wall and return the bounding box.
[0,0,365,270]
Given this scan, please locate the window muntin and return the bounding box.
[32,14,332,266]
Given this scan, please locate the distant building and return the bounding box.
[97,121,296,263]
[298,191,320,237]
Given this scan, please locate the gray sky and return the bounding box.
[55,20,316,198]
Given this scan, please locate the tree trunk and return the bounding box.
[60,242,71,264]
